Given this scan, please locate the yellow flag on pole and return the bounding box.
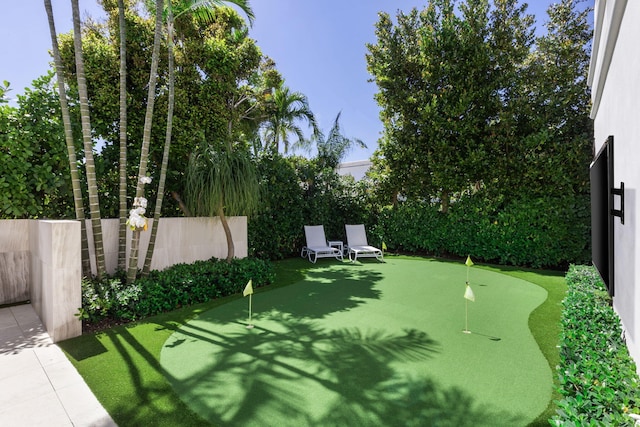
[382,241,387,251]
[465,255,474,267]
[243,279,253,297]
[464,284,475,302]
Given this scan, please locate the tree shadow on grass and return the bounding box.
[161,312,526,427]
[202,263,386,322]
[61,259,530,426]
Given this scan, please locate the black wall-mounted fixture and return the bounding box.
[611,182,624,224]
[590,135,619,297]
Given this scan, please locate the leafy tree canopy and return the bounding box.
[56,1,279,217]
[366,0,591,209]
[0,73,76,218]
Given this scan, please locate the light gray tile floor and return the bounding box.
[0,304,117,427]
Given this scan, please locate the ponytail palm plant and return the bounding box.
[185,144,259,262]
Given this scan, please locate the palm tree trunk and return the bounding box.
[44,0,91,276]
[71,0,106,278]
[117,0,128,272]
[127,0,164,284]
[218,204,234,262]
[143,2,175,276]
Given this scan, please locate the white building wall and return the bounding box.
[589,0,640,365]
[337,160,372,181]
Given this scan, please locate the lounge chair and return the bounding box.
[345,224,383,262]
[301,225,343,263]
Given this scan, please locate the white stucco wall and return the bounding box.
[589,0,640,364]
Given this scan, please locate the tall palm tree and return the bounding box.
[71,0,106,278]
[315,111,367,170]
[126,0,164,284]
[261,83,319,154]
[117,0,128,272]
[142,0,175,276]
[141,0,255,275]
[185,145,259,262]
[44,0,91,276]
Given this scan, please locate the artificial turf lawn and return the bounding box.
[58,256,567,427]
[160,257,551,426]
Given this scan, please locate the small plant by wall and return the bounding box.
[78,257,274,324]
[552,265,640,425]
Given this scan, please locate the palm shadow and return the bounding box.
[162,312,526,426]
[212,263,386,321]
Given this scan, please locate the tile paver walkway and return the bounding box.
[0,304,116,426]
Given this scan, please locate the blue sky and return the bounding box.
[1,1,590,162]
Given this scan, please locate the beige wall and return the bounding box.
[0,220,30,304]
[29,220,82,342]
[85,216,247,275]
[0,217,247,342]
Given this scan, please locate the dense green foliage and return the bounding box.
[0,74,76,218]
[2,0,594,271]
[373,192,590,268]
[248,154,371,259]
[553,265,640,425]
[79,257,274,323]
[55,3,274,218]
[366,0,592,209]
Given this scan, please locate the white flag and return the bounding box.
[464,284,475,302]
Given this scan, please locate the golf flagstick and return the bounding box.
[243,279,254,329]
[463,256,475,334]
[464,293,470,334]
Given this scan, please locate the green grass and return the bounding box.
[476,263,566,425]
[58,256,566,426]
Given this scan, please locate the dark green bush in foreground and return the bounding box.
[552,265,640,425]
[79,257,274,323]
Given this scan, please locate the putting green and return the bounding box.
[161,257,552,426]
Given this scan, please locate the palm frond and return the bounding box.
[175,0,255,26]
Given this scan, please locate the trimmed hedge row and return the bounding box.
[371,193,590,268]
[79,257,274,323]
[552,265,640,425]
[246,154,590,269]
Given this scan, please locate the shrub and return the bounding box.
[79,257,275,323]
[249,154,307,259]
[249,154,370,259]
[77,274,141,323]
[552,265,640,425]
[374,193,590,268]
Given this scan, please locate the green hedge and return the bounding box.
[249,155,370,259]
[247,155,589,268]
[372,193,590,268]
[79,257,274,323]
[553,265,640,425]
